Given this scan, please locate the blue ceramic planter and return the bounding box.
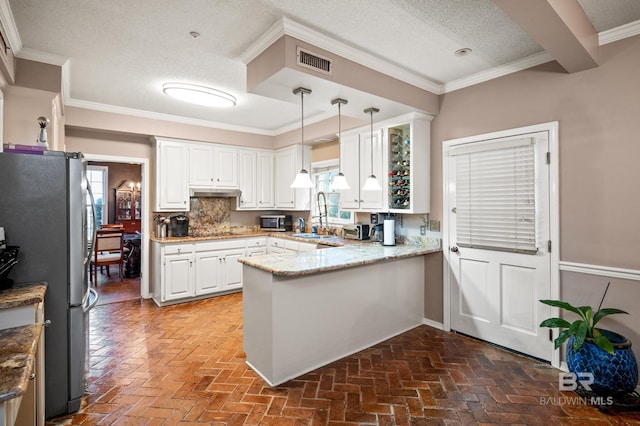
[566,329,638,395]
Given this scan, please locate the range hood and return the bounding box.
[189,187,242,198]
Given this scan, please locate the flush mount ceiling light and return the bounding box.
[331,97,350,190]
[290,87,314,189]
[162,83,236,107]
[362,107,382,192]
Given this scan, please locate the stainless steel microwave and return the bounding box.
[259,215,292,232]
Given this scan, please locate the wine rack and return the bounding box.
[388,124,411,210]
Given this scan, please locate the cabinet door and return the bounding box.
[247,248,267,257]
[164,254,194,301]
[222,249,244,290]
[359,129,385,210]
[194,251,222,295]
[156,140,189,211]
[258,152,275,208]
[214,147,239,188]
[275,148,296,208]
[238,150,257,209]
[339,134,361,209]
[189,143,215,187]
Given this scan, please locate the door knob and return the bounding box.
[450,246,459,252]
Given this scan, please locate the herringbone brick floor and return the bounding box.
[48,292,640,425]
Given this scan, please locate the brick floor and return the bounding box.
[47,292,640,425]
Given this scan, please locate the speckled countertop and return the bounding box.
[0,282,47,404]
[0,282,47,310]
[239,243,441,276]
[150,231,346,246]
[0,324,42,403]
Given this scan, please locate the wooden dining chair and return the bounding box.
[91,230,126,284]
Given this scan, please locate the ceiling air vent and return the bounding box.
[296,47,332,75]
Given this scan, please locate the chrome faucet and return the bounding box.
[317,191,328,230]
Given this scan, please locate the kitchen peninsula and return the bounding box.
[239,242,440,387]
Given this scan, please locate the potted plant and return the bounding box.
[540,282,638,395]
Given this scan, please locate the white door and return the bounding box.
[275,149,296,208]
[339,134,361,209]
[214,147,239,188]
[222,250,244,290]
[359,129,385,210]
[194,251,222,295]
[446,130,552,361]
[257,152,275,208]
[239,150,257,209]
[164,254,194,301]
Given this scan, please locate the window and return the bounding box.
[312,161,353,226]
[87,165,108,236]
[452,137,537,254]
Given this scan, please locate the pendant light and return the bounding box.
[330,98,350,190]
[362,107,382,191]
[290,87,314,189]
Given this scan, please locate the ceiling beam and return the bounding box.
[494,0,599,73]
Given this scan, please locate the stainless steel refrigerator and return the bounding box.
[0,150,98,418]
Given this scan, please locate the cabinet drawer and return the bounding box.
[163,244,193,255]
[195,239,245,252]
[245,237,267,248]
[284,240,299,251]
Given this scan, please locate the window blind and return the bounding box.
[453,138,537,254]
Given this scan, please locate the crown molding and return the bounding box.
[239,16,443,95]
[442,51,553,93]
[65,98,277,136]
[16,46,69,66]
[0,0,21,52]
[272,108,336,136]
[598,19,640,45]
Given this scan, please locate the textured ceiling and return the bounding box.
[6,0,640,135]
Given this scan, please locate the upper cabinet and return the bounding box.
[237,149,274,210]
[339,128,385,212]
[274,145,311,210]
[189,143,238,189]
[154,138,189,211]
[338,112,431,213]
[386,113,431,214]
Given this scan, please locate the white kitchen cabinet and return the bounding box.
[151,239,247,306]
[238,150,274,210]
[163,244,195,302]
[0,294,45,426]
[268,237,316,253]
[274,145,311,210]
[246,237,267,257]
[339,128,385,211]
[154,138,190,211]
[267,238,288,254]
[386,113,431,213]
[189,143,238,189]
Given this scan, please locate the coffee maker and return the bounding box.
[170,214,189,237]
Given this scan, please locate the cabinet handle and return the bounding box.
[217,178,220,182]
[354,199,358,202]
[44,320,52,327]
[190,261,193,266]
[177,248,181,253]
[30,373,35,380]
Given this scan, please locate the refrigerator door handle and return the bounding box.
[86,182,98,268]
[84,287,99,312]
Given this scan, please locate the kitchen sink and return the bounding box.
[292,233,321,239]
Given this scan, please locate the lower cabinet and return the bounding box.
[152,239,247,305]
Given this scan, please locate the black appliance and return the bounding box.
[0,246,20,290]
[170,214,189,237]
[0,151,98,418]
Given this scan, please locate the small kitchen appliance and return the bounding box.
[383,213,396,246]
[259,215,292,232]
[370,224,384,244]
[170,214,189,237]
[342,224,370,240]
[0,245,19,290]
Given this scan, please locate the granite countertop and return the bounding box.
[239,243,441,276]
[150,231,346,245]
[0,323,42,403]
[0,282,47,310]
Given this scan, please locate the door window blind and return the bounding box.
[453,138,537,254]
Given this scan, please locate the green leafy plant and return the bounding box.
[539,282,628,354]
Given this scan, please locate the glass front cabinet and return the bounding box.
[116,188,142,232]
[385,113,431,214]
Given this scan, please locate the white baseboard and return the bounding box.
[422,318,444,330]
[559,261,640,281]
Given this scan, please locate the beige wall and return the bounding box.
[425,34,640,324]
[311,140,339,163]
[2,85,60,149]
[432,35,640,269]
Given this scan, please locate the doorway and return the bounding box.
[442,122,560,365]
[84,153,151,302]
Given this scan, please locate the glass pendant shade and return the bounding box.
[331,172,350,190]
[362,175,382,191]
[290,169,314,189]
